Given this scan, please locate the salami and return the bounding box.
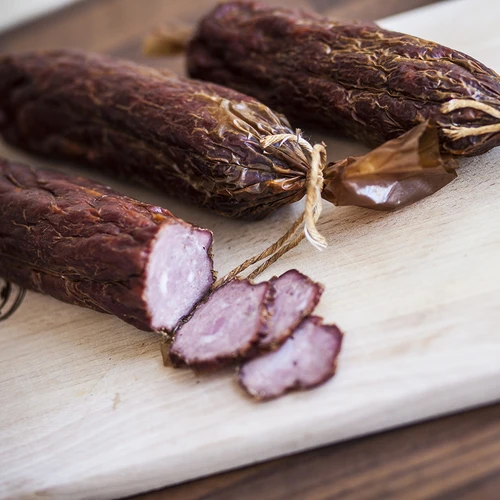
[187,1,500,156]
[239,316,343,400]
[259,269,323,349]
[169,279,272,368]
[0,158,214,331]
[0,50,310,219]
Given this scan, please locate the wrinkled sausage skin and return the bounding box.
[0,158,214,331]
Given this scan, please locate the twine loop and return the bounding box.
[441,99,500,140]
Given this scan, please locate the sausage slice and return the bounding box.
[239,316,343,400]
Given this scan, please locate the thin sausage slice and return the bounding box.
[169,279,272,368]
[239,316,343,400]
[260,270,323,349]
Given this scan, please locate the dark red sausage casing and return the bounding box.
[188,1,500,156]
[0,158,215,331]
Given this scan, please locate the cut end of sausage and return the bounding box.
[169,279,271,368]
[239,316,343,400]
[145,223,214,331]
[260,270,323,349]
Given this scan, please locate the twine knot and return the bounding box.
[260,129,327,250]
[215,130,328,288]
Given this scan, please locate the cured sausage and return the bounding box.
[170,269,323,362]
[239,316,343,400]
[0,158,214,331]
[166,270,343,399]
[187,1,500,156]
[169,279,272,368]
[0,50,310,219]
[259,269,323,348]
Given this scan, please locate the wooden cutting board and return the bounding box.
[1,0,500,498]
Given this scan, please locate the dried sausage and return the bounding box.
[188,1,500,156]
[0,158,214,331]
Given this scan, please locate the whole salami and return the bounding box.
[186,1,500,156]
[0,158,214,331]
[0,50,455,224]
[0,50,310,219]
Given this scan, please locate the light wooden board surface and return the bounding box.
[0,0,81,32]
[1,0,500,498]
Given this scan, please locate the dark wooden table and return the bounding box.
[1,1,499,498]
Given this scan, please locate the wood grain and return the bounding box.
[1,1,499,500]
[133,404,500,500]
